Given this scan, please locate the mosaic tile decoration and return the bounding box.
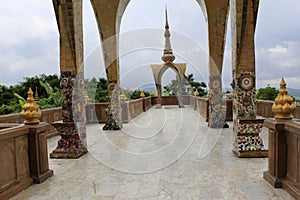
[235,122,263,134]
[72,70,87,147]
[61,71,75,122]
[51,124,88,158]
[103,83,122,130]
[51,70,88,158]
[235,135,265,151]
[232,72,266,156]
[234,72,257,119]
[209,75,225,128]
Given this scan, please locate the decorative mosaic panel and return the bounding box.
[209,75,225,128]
[233,72,257,119]
[235,122,263,134]
[72,70,87,147]
[51,124,88,158]
[103,83,122,130]
[235,135,265,151]
[61,71,75,122]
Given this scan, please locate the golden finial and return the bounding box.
[120,89,127,102]
[149,91,154,96]
[272,78,296,119]
[194,89,199,96]
[207,91,211,99]
[140,91,145,98]
[34,86,39,101]
[84,91,90,103]
[21,87,41,124]
[188,89,193,95]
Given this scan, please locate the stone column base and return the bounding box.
[50,122,88,159]
[233,117,268,158]
[103,108,122,130]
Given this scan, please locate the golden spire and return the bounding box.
[272,78,296,119]
[165,5,169,29]
[120,89,127,102]
[149,91,154,96]
[162,6,175,63]
[140,91,145,98]
[84,91,90,103]
[194,89,199,96]
[21,87,41,124]
[34,86,39,101]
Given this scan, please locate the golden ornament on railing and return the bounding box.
[84,91,90,104]
[206,91,211,99]
[188,89,192,95]
[149,91,154,96]
[194,89,199,96]
[120,89,127,102]
[272,78,296,119]
[21,87,41,124]
[34,86,39,101]
[140,91,145,99]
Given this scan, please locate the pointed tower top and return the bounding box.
[162,6,175,63]
[165,6,169,29]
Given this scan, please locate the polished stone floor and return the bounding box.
[12,106,294,199]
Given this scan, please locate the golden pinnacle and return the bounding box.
[140,91,145,99]
[21,87,41,124]
[120,89,127,102]
[194,89,199,96]
[149,91,154,96]
[272,78,296,119]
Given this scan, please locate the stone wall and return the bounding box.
[256,100,300,119]
[0,108,62,124]
[0,123,53,200]
[128,99,144,119]
[86,103,108,123]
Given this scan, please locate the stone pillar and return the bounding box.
[103,83,122,130]
[231,0,267,157]
[208,75,225,128]
[205,0,229,128]
[51,0,87,158]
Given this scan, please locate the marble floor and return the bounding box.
[12,106,294,199]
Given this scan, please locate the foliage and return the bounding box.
[130,90,150,100]
[163,73,207,96]
[85,77,108,103]
[0,74,60,115]
[256,85,279,101]
[37,80,63,109]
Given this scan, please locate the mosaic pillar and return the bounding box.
[51,0,87,158]
[103,83,122,130]
[231,0,267,157]
[50,71,87,158]
[209,75,225,128]
[178,74,185,108]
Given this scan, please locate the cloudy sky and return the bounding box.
[0,0,299,91]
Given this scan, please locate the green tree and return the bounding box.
[256,85,279,101]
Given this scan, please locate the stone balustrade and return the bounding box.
[264,119,300,199]
[0,123,53,200]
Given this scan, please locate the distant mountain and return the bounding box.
[287,88,300,97]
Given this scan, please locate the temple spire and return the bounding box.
[162,6,175,63]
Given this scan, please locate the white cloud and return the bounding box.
[268,45,288,55]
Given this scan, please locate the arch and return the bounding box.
[151,62,186,108]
